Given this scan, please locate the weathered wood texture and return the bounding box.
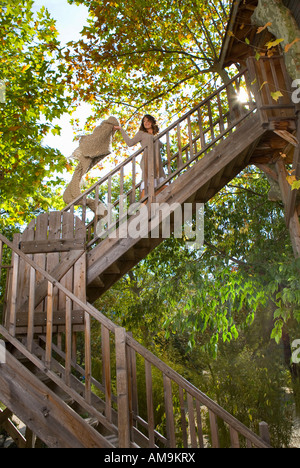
[0,234,272,448]
[4,212,86,335]
[1,55,297,449]
[0,347,113,448]
[59,57,297,303]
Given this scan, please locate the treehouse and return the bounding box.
[0,0,299,448]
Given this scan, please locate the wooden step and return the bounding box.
[0,349,114,448]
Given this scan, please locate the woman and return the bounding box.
[114,114,164,195]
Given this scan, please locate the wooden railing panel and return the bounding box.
[61,68,258,251]
[0,232,272,448]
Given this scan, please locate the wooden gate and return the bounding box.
[4,212,86,336]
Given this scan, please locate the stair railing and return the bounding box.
[62,67,256,250]
[0,233,271,448]
[62,55,295,252]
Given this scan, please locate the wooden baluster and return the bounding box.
[127,335,139,424]
[27,266,35,353]
[102,325,112,422]
[131,156,136,204]
[147,139,155,206]
[163,374,176,447]
[154,139,161,181]
[45,281,53,369]
[187,116,194,161]
[195,399,205,448]
[197,108,205,151]
[229,426,240,448]
[166,131,172,176]
[207,100,215,142]
[82,194,87,222]
[9,240,19,337]
[145,360,155,447]
[217,92,225,134]
[187,393,197,447]
[178,387,188,448]
[107,175,113,231]
[119,166,125,221]
[176,123,183,168]
[115,327,130,448]
[93,184,100,241]
[84,311,92,404]
[209,410,220,448]
[65,296,72,386]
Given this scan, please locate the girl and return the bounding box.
[114,114,164,196]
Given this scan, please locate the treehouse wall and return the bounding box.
[220,0,300,69]
[283,0,300,28]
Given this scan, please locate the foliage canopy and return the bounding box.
[0,0,71,230]
[66,0,232,128]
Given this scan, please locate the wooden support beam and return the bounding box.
[115,327,130,448]
[255,164,278,182]
[0,407,12,425]
[273,130,298,148]
[20,249,85,313]
[20,239,85,254]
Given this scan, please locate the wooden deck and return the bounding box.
[0,55,298,448]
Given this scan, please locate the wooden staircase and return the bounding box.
[0,56,298,448]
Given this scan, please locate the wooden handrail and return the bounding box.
[152,68,248,142]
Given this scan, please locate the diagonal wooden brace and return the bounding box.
[19,249,86,313]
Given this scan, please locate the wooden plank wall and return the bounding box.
[283,0,300,28]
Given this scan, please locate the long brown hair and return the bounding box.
[139,114,159,135]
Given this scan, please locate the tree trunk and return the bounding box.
[252,0,300,80]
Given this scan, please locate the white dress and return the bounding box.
[120,129,164,189]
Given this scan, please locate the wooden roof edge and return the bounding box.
[219,0,243,70]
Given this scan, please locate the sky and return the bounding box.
[32,0,92,158]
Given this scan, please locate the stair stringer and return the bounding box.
[86,113,267,301]
[0,345,114,448]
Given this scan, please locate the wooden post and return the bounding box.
[65,296,72,387]
[27,266,35,353]
[115,327,130,448]
[9,235,20,337]
[147,137,155,206]
[102,325,112,422]
[163,374,176,447]
[259,421,271,446]
[45,281,54,369]
[84,311,92,405]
